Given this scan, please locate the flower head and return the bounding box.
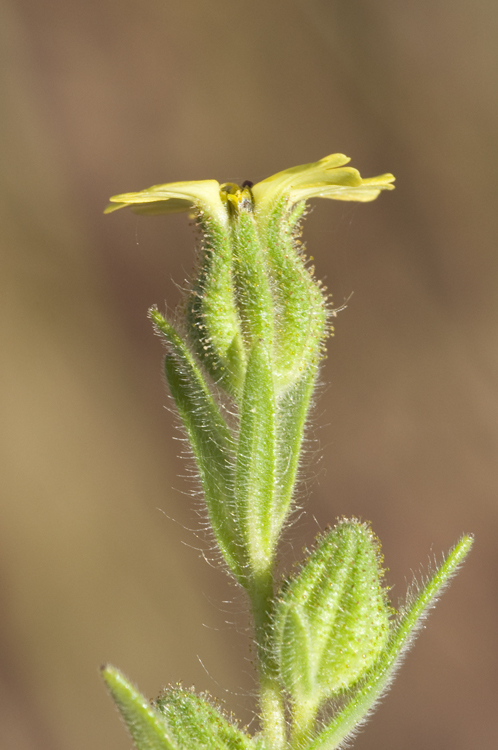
[105,154,394,224]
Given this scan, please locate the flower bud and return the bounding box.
[274,519,390,713]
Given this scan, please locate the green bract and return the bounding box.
[103,154,472,750]
[274,520,390,733]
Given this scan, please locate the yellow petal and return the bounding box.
[252,155,395,214]
[105,158,395,222]
[303,173,396,203]
[105,180,226,224]
[252,154,351,205]
[104,197,193,215]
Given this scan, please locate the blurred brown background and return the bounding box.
[1,1,497,749]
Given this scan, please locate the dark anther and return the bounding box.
[242,180,254,188]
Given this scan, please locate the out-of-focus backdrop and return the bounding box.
[1,1,497,749]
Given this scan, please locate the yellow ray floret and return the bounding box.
[105,154,395,221]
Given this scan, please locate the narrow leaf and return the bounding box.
[101,665,178,750]
[151,309,244,581]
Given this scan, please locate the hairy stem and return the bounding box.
[248,569,287,750]
[290,699,319,750]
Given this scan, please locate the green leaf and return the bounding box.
[150,309,244,582]
[274,520,390,745]
[155,687,255,750]
[101,665,178,750]
[306,534,474,750]
[235,338,277,576]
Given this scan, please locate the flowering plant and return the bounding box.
[102,154,471,750]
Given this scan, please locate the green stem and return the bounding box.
[290,699,319,750]
[248,569,287,750]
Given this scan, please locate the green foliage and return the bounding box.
[103,155,472,750]
[150,309,243,581]
[274,521,390,731]
[155,688,255,750]
[305,534,473,750]
[102,667,256,750]
[101,666,179,750]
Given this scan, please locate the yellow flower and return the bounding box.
[105,154,394,223]
[252,153,394,212]
[104,179,227,223]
